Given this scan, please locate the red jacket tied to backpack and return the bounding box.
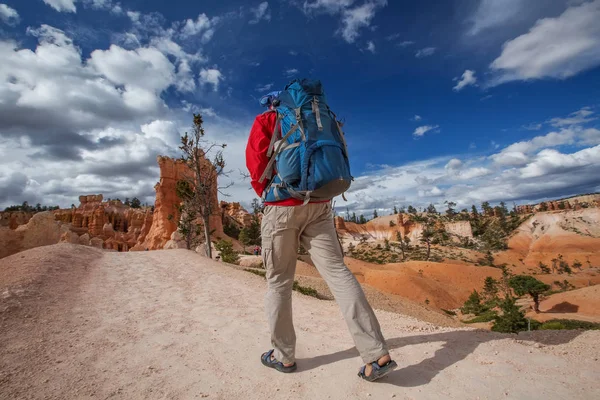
[246,111,305,206]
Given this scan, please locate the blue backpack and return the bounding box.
[259,79,352,204]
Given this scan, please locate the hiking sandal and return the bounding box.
[261,349,297,373]
[358,360,398,382]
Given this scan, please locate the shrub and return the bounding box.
[293,281,319,298]
[543,319,600,330]
[461,290,485,315]
[540,321,565,330]
[491,296,529,333]
[214,240,240,264]
[463,310,498,324]
[441,309,457,316]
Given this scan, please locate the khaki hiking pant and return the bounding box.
[261,202,388,365]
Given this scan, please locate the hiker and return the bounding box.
[245,79,396,381]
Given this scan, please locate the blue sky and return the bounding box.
[1,0,599,214]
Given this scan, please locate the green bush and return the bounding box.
[214,240,240,264]
[293,281,319,298]
[542,319,600,330]
[461,290,486,315]
[441,309,457,316]
[491,297,528,333]
[463,310,498,324]
[540,321,565,330]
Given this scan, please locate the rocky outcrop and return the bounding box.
[54,195,151,252]
[0,212,34,229]
[516,194,600,214]
[0,212,66,259]
[336,213,473,243]
[221,202,253,227]
[136,155,223,251]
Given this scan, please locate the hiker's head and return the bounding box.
[259,91,281,109]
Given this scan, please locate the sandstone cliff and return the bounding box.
[336,213,473,243]
[134,155,223,251]
[54,194,151,252]
[0,211,34,229]
[0,212,67,259]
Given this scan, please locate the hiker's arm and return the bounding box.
[246,113,276,197]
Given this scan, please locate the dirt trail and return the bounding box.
[1,244,599,400]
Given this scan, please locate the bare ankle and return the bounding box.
[378,354,391,366]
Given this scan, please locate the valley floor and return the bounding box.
[1,244,599,400]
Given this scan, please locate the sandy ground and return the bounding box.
[1,244,599,400]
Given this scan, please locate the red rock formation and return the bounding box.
[136,155,223,250]
[53,195,150,252]
[0,212,34,229]
[336,213,472,243]
[221,202,253,228]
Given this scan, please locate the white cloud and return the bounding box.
[0,3,19,26]
[249,2,271,24]
[303,0,356,15]
[491,108,599,167]
[89,45,176,93]
[127,11,140,23]
[490,0,600,84]
[549,107,596,127]
[520,145,600,178]
[467,0,526,35]
[199,68,223,91]
[413,125,439,137]
[256,83,274,92]
[339,1,386,43]
[180,13,219,43]
[303,0,387,44]
[43,0,77,13]
[522,123,542,131]
[365,40,376,53]
[445,158,463,172]
[415,47,436,58]
[385,34,415,47]
[412,115,422,121]
[453,69,477,91]
[284,68,299,77]
[140,120,180,147]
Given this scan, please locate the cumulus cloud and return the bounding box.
[199,68,223,91]
[336,105,600,215]
[0,3,19,26]
[453,69,477,91]
[490,0,600,84]
[303,0,387,44]
[415,47,436,58]
[249,2,271,24]
[365,40,376,53]
[180,13,219,43]
[413,125,439,137]
[43,0,77,13]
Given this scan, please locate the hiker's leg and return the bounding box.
[262,205,299,365]
[300,203,389,364]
